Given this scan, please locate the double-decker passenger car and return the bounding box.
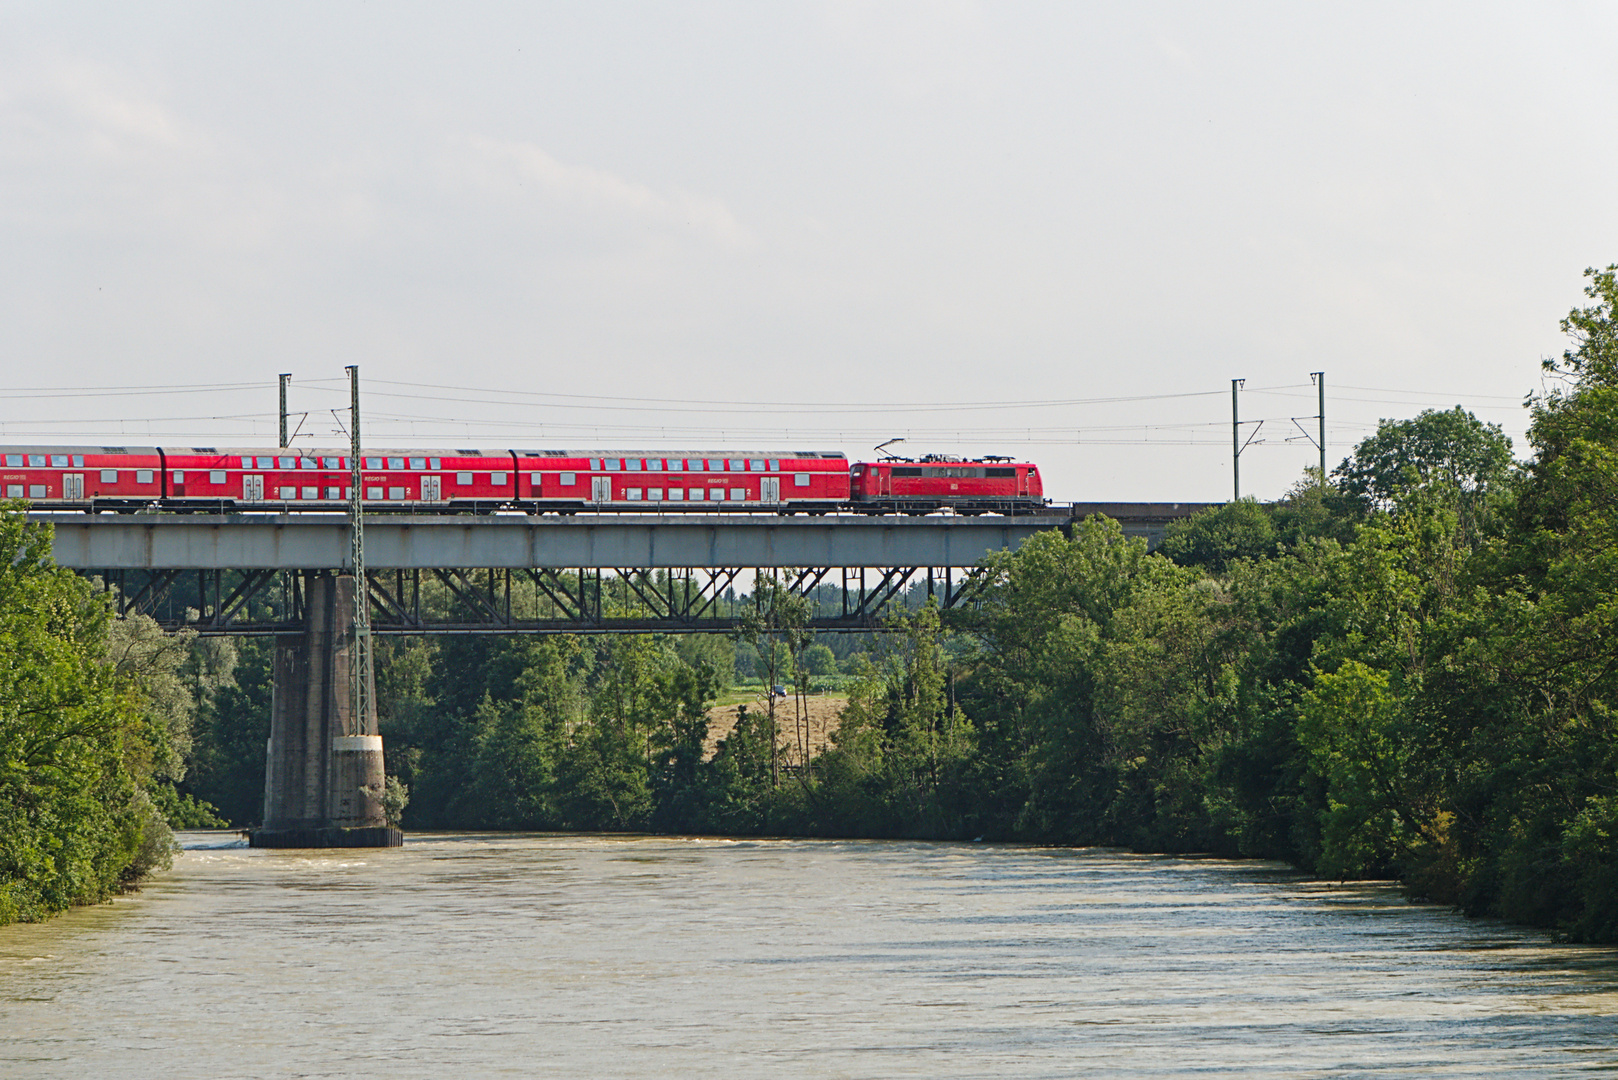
[520,451,849,511]
[849,455,1043,513]
[1,445,854,513]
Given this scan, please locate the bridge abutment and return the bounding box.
[251,571,401,848]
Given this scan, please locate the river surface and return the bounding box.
[1,832,1614,1078]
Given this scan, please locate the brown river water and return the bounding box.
[1,832,1614,1078]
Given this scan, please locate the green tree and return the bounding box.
[0,509,172,923]
[1333,406,1514,513]
[803,644,838,676]
[1160,499,1277,574]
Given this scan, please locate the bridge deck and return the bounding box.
[41,512,1069,570]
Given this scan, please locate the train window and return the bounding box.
[240,457,251,468]
[627,459,642,472]
[295,458,313,469]
[491,472,507,485]
[366,487,383,500]
[366,457,384,469]
[210,471,225,484]
[136,470,154,485]
[101,470,118,483]
[986,468,1015,478]
[605,459,620,471]
[173,471,184,483]
[626,488,642,501]
[257,457,274,469]
[388,487,405,500]
[668,459,684,472]
[768,460,779,472]
[688,459,703,472]
[709,459,725,472]
[29,485,45,499]
[325,487,340,500]
[560,472,575,485]
[6,485,20,498]
[409,458,426,470]
[893,467,922,477]
[850,465,863,475]
[50,455,68,467]
[276,457,293,469]
[4,455,19,467]
[649,488,663,501]
[749,460,764,472]
[429,458,441,470]
[300,487,317,500]
[668,488,684,500]
[794,473,810,487]
[28,455,45,467]
[388,457,405,470]
[729,460,743,472]
[730,488,745,500]
[589,459,601,471]
[456,472,473,486]
[278,487,296,499]
[648,459,662,472]
[73,455,84,467]
[323,457,340,469]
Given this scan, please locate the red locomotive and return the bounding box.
[1,444,1044,514]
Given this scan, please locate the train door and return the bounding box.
[875,467,890,497]
[591,476,611,504]
[63,474,84,501]
[761,477,781,504]
[421,475,442,503]
[243,474,264,502]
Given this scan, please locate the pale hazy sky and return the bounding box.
[4,2,1617,501]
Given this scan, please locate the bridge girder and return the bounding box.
[92,564,1000,636]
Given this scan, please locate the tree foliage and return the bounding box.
[0,509,190,923]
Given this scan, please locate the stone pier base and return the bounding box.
[249,826,403,848]
[253,571,399,849]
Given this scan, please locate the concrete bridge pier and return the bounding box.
[250,571,402,848]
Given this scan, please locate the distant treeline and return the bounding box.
[9,267,1618,940]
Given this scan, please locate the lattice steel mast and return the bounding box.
[345,365,374,736]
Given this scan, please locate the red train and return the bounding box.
[1,446,1044,515]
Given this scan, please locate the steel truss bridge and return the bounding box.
[42,503,1209,635]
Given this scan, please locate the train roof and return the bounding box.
[511,450,847,459]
